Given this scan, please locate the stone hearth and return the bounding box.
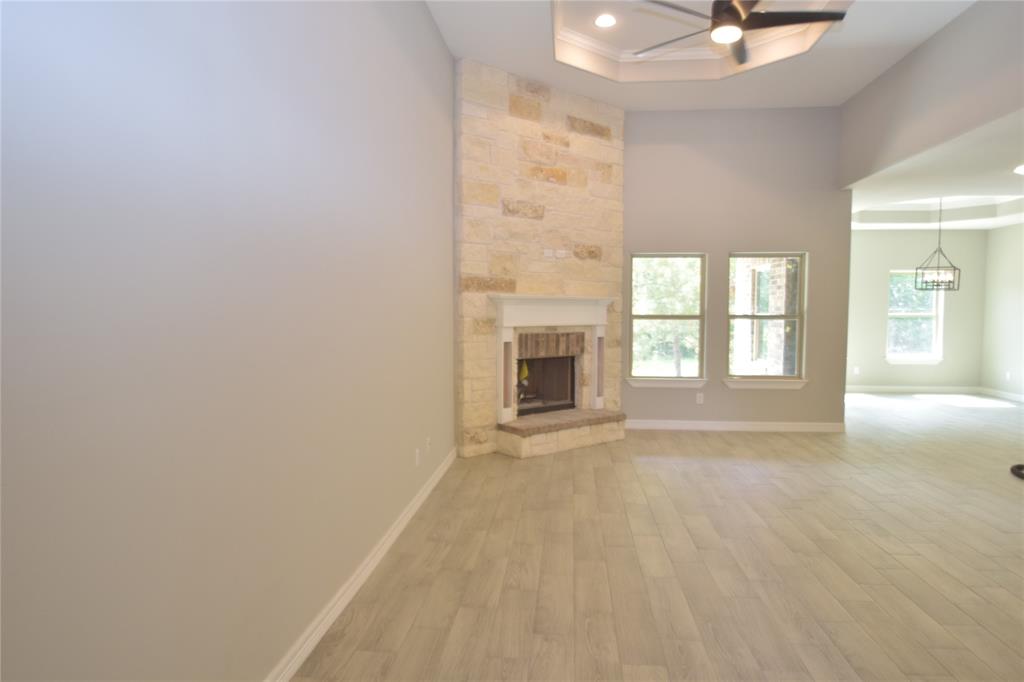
[496,409,626,458]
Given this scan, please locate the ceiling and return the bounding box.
[553,0,849,82]
[851,110,1024,225]
[427,0,973,111]
[852,197,1024,231]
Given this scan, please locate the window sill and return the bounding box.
[723,378,807,390]
[628,378,708,389]
[886,357,942,365]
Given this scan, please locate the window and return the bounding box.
[630,254,705,379]
[728,254,804,377]
[887,271,943,363]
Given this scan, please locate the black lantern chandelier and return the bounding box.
[915,197,961,291]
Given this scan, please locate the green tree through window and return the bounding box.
[887,271,942,361]
[630,256,704,378]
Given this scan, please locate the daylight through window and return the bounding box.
[728,254,805,377]
[630,255,705,379]
[887,271,943,362]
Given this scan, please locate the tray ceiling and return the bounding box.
[426,0,974,111]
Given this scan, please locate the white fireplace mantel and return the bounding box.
[489,294,613,329]
[490,295,612,423]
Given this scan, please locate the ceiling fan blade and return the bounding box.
[741,10,846,31]
[634,28,709,57]
[645,0,711,21]
[730,0,759,20]
[730,36,749,64]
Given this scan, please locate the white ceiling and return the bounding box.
[562,0,721,51]
[851,110,1024,213]
[427,0,973,111]
[852,198,1024,230]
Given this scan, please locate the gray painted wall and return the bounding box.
[845,230,988,389]
[982,224,1024,397]
[2,2,454,679]
[623,109,852,425]
[840,1,1024,187]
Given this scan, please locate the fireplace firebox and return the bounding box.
[516,356,575,416]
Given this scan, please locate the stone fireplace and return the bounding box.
[453,60,625,457]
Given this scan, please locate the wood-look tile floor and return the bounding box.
[298,394,1024,681]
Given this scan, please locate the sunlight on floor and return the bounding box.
[845,393,907,407]
[912,393,1016,409]
[846,392,1016,409]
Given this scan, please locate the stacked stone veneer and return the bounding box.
[455,60,625,457]
[497,421,626,459]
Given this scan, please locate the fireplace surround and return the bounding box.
[491,295,610,422]
[488,294,625,458]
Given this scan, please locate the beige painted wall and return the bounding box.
[846,230,988,389]
[2,2,454,679]
[453,61,624,456]
[840,1,1024,187]
[981,224,1024,398]
[623,109,852,425]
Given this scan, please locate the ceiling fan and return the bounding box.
[635,0,847,64]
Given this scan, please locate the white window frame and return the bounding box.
[726,252,807,382]
[886,269,944,365]
[627,253,707,388]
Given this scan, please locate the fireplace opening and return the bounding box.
[517,356,575,416]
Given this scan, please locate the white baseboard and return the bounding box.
[265,446,457,681]
[625,419,844,433]
[977,386,1024,403]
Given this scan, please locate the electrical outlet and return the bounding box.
[1006,371,1012,381]
[696,392,704,405]
[853,366,861,376]
[415,448,421,467]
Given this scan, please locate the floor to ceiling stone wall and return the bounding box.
[454,60,625,457]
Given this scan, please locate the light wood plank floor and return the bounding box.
[298,394,1024,681]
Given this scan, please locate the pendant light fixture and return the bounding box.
[915,197,960,291]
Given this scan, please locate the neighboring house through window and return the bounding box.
[728,254,805,377]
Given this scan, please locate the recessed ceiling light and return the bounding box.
[594,14,616,28]
[710,24,743,44]
[1014,164,1024,176]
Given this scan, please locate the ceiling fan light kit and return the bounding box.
[636,0,847,65]
[710,24,743,44]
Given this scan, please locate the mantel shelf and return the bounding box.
[489,294,614,304]
[490,294,612,329]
